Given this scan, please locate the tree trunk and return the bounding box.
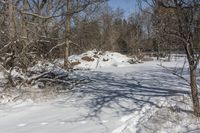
[8,0,14,40]
[22,0,28,46]
[64,39,70,68]
[189,66,200,116]
[21,0,29,69]
[185,42,200,116]
[157,43,160,60]
[64,0,71,68]
[168,45,171,61]
[3,0,14,40]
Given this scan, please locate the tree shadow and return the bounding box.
[71,68,192,119]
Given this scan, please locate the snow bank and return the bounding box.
[68,50,139,69]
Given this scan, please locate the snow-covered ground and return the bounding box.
[0,53,200,133]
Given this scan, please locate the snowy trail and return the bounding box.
[0,60,197,133]
[0,98,121,133]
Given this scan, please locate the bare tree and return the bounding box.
[139,0,200,116]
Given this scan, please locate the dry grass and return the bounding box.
[81,56,95,62]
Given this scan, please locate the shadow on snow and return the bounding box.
[71,68,191,118]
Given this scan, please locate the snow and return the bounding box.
[0,52,200,133]
[28,61,67,74]
[67,50,138,69]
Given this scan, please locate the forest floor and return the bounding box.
[0,52,200,133]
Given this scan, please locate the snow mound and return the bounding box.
[68,50,139,69]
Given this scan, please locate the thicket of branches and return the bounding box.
[0,0,157,70]
[0,0,154,96]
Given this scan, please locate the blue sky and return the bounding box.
[108,0,138,17]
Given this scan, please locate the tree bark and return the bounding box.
[189,66,200,116]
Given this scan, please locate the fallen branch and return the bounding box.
[27,71,54,84]
[0,42,12,54]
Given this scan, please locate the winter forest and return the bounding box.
[0,0,200,133]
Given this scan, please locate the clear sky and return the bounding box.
[108,0,138,18]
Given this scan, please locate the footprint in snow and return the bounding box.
[17,123,27,127]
